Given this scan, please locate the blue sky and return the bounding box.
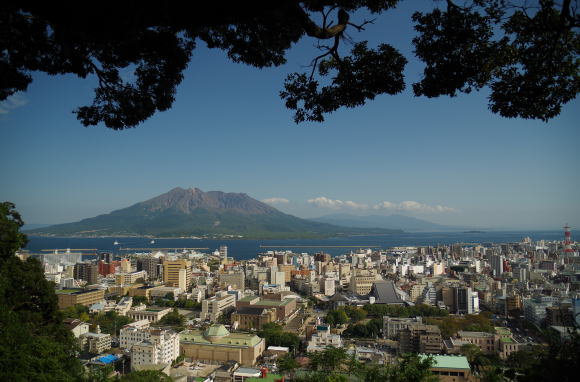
[0,1,578,230]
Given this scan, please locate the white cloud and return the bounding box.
[307,196,368,210]
[262,197,290,205]
[373,200,456,213]
[0,93,28,115]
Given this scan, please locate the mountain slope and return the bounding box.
[27,188,402,238]
[309,213,472,232]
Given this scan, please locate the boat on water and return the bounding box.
[113,240,119,245]
[150,240,155,244]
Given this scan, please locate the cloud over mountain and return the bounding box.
[262,197,290,205]
[308,196,455,213]
[307,196,369,210]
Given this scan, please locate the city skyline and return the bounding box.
[1,1,578,230]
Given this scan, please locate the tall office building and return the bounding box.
[163,259,192,291]
[74,263,99,285]
[219,245,228,259]
[137,257,162,280]
[454,286,474,315]
[490,254,504,277]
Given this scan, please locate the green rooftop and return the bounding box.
[246,373,283,382]
[180,329,262,348]
[500,337,514,343]
[204,324,230,337]
[422,355,470,370]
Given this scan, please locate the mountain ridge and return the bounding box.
[309,213,479,232]
[26,188,403,239]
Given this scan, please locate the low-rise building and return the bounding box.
[180,324,265,366]
[127,306,171,323]
[236,296,296,321]
[399,324,442,354]
[423,355,476,382]
[306,325,342,352]
[383,316,423,340]
[57,288,105,309]
[201,292,236,321]
[232,307,277,330]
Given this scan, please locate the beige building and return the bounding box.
[424,355,476,382]
[236,296,296,321]
[80,328,112,354]
[232,307,277,330]
[57,288,105,309]
[127,306,172,323]
[116,270,147,285]
[350,269,380,295]
[218,271,245,289]
[201,292,236,321]
[163,259,192,291]
[180,325,265,366]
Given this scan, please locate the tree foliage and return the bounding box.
[0,202,83,381]
[1,1,577,129]
[363,303,448,318]
[258,322,301,352]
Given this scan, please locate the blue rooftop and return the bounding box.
[97,354,119,364]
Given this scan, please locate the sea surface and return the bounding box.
[25,230,563,260]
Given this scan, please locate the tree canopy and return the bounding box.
[2,1,578,129]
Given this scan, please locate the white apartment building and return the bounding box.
[120,322,180,367]
[307,325,342,352]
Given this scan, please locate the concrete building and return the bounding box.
[80,327,111,354]
[116,270,147,285]
[218,271,246,289]
[399,324,442,354]
[180,325,265,366]
[120,324,180,368]
[454,287,474,315]
[383,316,423,340]
[74,263,99,285]
[127,306,172,323]
[137,257,162,281]
[306,325,343,352]
[57,288,105,309]
[201,292,236,321]
[63,318,90,338]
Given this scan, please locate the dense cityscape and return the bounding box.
[9,221,579,382]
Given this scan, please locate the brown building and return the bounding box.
[180,325,265,366]
[74,263,99,285]
[399,324,442,354]
[232,307,277,330]
[236,296,296,321]
[57,288,105,309]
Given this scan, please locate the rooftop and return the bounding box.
[246,373,284,382]
[423,355,470,370]
[180,329,262,347]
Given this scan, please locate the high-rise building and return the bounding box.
[219,245,228,259]
[454,287,474,315]
[137,257,162,280]
[490,254,504,277]
[163,259,191,290]
[73,263,99,285]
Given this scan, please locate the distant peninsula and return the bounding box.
[26,187,403,239]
